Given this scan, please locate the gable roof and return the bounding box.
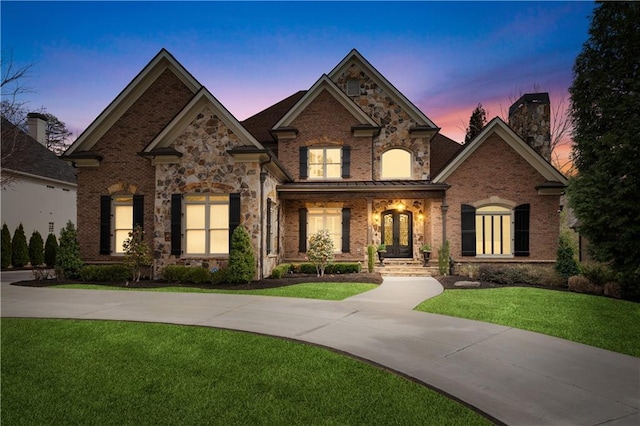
[328,49,438,129]
[64,48,201,156]
[143,87,265,152]
[272,75,378,129]
[242,90,306,143]
[1,117,76,185]
[432,117,567,184]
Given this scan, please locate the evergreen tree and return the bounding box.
[568,2,640,296]
[1,224,11,268]
[227,226,256,284]
[28,230,44,267]
[464,103,487,144]
[11,223,29,267]
[555,233,580,280]
[55,221,83,279]
[44,233,58,268]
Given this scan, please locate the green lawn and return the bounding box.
[53,282,378,300]
[1,319,489,425]
[416,287,640,357]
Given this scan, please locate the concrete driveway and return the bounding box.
[2,271,638,425]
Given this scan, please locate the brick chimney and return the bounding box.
[508,93,551,161]
[27,112,47,146]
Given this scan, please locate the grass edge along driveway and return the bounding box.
[416,287,640,357]
[1,318,491,425]
[53,282,378,300]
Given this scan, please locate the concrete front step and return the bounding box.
[375,261,439,277]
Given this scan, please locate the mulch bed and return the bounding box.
[12,271,568,292]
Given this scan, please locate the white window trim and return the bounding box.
[112,196,133,255]
[307,208,343,254]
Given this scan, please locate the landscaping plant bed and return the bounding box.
[13,272,384,291]
[435,275,569,292]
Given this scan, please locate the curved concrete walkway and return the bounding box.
[1,271,638,425]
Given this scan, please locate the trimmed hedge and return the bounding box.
[478,264,565,287]
[291,262,362,275]
[270,264,292,279]
[162,265,229,285]
[80,265,131,282]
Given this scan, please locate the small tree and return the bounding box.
[122,224,152,283]
[555,233,580,280]
[307,229,335,277]
[44,233,58,268]
[11,223,29,268]
[28,230,44,267]
[1,224,11,268]
[227,226,256,284]
[55,221,83,280]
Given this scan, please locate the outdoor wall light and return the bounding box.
[373,213,380,222]
[418,212,424,221]
[397,203,405,212]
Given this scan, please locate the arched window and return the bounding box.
[381,149,412,179]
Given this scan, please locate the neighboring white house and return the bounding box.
[1,113,77,239]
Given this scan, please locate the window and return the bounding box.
[48,222,54,234]
[267,198,278,255]
[461,203,530,257]
[347,79,360,96]
[307,208,342,253]
[113,196,133,254]
[475,206,511,256]
[381,149,412,179]
[308,147,342,179]
[184,194,230,255]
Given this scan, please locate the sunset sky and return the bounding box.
[2,1,594,168]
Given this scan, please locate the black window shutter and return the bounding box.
[341,208,351,253]
[229,193,241,248]
[99,196,111,255]
[299,208,308,252]
[341,146,351,178]
[514,204,530,256]
[266,198,273,254]
[299,147,308,179]
[170,194,182,256]
[133,195,144,229]
[461,204,476,256]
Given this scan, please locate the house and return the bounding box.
[1,113,77,240]
[62,49,567,279]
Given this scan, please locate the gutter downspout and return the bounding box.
[259,157,272,280]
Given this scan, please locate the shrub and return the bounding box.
[55,221,83,280]
[210,267,229,285]
[580,262,615,286]
[568,275,603,296]
[11,223,29,268]
[271,264,291,279]
[555,233,580,279]
[186,267,212,284]
[477,264,565,287]
[122,225,152,282]
[28,231,45,267]
[307,229,335,277]
[163,265,190,283]
[294,262,361,275]
[367,244,376,273]
[80,265,131,282]
[1,224,11,269]
[438,240,450,275]
[44,233,58,268]
[228,226,256,284]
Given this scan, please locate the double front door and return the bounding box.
[381,210,412,258]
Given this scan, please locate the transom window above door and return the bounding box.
[308,147,342,179]
[381,149,412,179]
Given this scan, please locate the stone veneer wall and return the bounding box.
[508,100,551,162]
[444,134,560,261]
[331,63,431,180]
[153,106,273,278]
[77,69,195,262]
